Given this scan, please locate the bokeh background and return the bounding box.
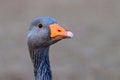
[0,0,120,80]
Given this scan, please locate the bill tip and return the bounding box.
[67,31,74,38]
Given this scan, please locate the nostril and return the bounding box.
[57,30,61,32]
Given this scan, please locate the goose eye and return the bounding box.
[38,24,44,28]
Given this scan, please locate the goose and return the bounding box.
[27,17,73,80]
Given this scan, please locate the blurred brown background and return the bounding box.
[0,0,120,80]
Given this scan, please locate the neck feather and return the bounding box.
[29,47,52,80]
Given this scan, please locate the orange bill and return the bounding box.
[50,24,73,40]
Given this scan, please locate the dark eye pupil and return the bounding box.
[38,24,43,28]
